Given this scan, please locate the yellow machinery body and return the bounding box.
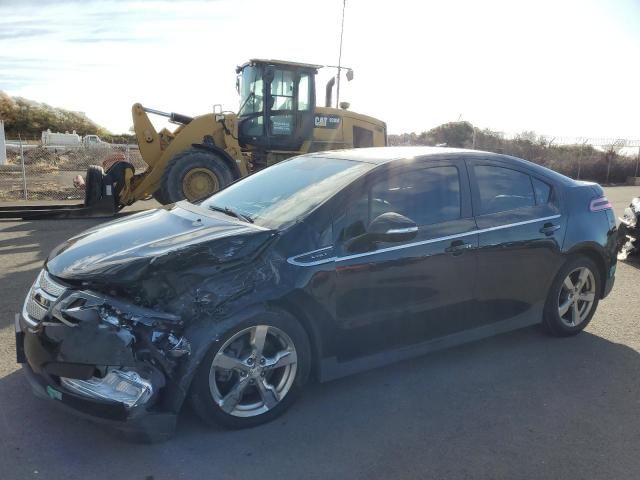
[118,60,387,206]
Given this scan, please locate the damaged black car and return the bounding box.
[16,147,618,441]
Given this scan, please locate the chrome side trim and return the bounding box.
[386,226,419,234]
[287,246,336,266]
[286,214,561,267]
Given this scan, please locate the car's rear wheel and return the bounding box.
[543,255,601,336]
[189,308,311,429]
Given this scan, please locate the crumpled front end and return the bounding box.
[17,270,191,441]
[617,197,640,261]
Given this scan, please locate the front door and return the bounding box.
[333,159,478,360]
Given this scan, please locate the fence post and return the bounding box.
[577,139,588,180]
[0,120,6,166]
[19,136,28,200]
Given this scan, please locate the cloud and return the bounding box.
[0,27,54,40]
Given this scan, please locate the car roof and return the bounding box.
[306,146,574,185]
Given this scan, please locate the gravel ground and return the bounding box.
[0,188,639,480]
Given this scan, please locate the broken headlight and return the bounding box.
[60,370,153,409]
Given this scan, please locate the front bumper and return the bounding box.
[19,360,176,443]
[15,309,177,443]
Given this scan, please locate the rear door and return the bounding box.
[467,158,566,323]
[333,158,478,360]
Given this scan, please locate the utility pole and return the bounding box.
[335,0,346,109]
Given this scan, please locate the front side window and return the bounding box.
[474,165,535,215]
[338,166,461,243]
[371,166,461,226]
[202,156,374,229]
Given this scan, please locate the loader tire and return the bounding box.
[84,165,104,206]
[159,148,234,204]
[152,188,170,205]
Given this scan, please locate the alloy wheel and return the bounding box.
[209,325,298,418]
[557,266,596,328]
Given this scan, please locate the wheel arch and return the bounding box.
[269,293,329,382]
[164,298,327,414]
[565,242,608,298]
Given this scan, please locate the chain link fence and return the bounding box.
[0,143,146,201]
[389,130,640,186]
[1,132,639,203]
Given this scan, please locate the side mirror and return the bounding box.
[344,212,417,253]
[368,212,418,242]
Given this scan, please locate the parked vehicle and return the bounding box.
[41,129,106,147]
[617,196,640,260]
[16,146,618,441]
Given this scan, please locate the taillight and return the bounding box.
[589,196,612,212]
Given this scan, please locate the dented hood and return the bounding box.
[46,202,275,282]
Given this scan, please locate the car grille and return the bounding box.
[22,270,67,326]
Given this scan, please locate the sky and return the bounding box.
[0,0,639,139]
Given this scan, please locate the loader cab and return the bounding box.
[236,59,318,152]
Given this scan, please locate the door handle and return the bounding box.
[445,240,473,255]
[539,223,561,236]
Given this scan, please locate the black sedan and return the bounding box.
[16,147,618,440]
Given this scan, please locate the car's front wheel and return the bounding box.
[189,309,311,429]
[543,255,601,336]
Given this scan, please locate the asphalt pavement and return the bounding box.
[0,187,639,480]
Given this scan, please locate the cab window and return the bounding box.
[270,70,295,111]
[297,73,311,111]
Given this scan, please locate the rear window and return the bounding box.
[474,165,535,215]
[532,177,552,205]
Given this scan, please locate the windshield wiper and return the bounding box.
[208,205,253,223]
[238,91,255,115]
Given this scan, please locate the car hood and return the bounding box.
[46,202,276,283]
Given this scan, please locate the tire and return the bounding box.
[189,308,311,429]
[84,165,104,206]
[542,255,601,337]
[159,148,235,204]
[152,188,170,205]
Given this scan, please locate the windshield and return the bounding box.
[238,65,263,115]
[201,156,374,229]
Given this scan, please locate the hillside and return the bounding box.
[0,92,134,143]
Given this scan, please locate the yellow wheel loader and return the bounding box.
[0,59,387,220]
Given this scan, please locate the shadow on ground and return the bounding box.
[1,325,639,479]
[0,219,103,330]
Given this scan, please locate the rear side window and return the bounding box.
[532,177,552,205]
[474,165,535,215]
[371,166,461,226]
